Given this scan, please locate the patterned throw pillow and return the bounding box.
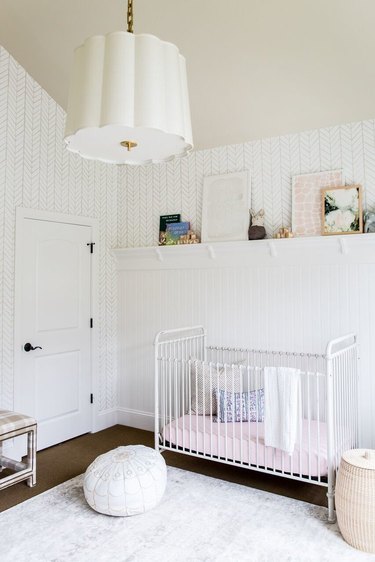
[215,388,265,423]
[189,360,243,415]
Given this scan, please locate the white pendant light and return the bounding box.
[64,0,193,165]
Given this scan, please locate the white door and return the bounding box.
[15,216,93,450]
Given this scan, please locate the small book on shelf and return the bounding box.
[159,214,181,245]
[165,222,190,245]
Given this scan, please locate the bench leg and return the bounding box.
[27,474,36,487]
[26,428,37,487]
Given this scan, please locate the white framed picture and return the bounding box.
[201,171,251,243]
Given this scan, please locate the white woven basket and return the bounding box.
[336,449,375,554]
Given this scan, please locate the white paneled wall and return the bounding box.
[0,47,118,422]
[117,246,375,447]
[116,118,375,448]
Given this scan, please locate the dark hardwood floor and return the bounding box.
[0,424,326,513]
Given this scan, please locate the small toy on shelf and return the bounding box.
[364,211,375,233]
[274,227,294,239]
[248,209,266,240]
[177,230,200,244]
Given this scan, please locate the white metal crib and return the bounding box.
[154,326,359,522]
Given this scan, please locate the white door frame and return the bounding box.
[14,207,99,440]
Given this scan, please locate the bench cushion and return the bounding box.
[0,410,36,437]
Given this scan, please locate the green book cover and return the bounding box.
[159,214,181,245]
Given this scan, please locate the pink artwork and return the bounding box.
[292,170,343,237]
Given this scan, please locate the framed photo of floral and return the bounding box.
[321,185,363,235]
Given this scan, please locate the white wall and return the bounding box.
[0,47,118,427]
[2,43,375,447]
[117,119,375,447]
[117,241,375,447]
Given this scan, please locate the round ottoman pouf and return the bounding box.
[83,445,167,516]
[336,449,375,553]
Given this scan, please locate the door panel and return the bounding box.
[16,218,92,450]
[37,239,80,331]
[35,351,80,420]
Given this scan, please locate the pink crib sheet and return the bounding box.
[162,415,328,478]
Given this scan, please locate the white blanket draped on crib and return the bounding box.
[264,367,301,454]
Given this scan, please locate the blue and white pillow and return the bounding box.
[215,388,264,423]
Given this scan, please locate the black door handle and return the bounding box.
[24,343,42,352]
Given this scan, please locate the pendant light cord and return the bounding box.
[127,0,134,33]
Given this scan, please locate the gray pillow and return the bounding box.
[189,359,244,415]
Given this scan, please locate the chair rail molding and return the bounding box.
[112,234,375,271]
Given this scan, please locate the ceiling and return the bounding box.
[1,0,375,150]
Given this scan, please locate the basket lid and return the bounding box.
[342,449,375,469]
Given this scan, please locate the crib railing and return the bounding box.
[156,358,328,483]
[325,334,359,517]
[154,327,358,522]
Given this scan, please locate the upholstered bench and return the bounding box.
[0,409,37,490]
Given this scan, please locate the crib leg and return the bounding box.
[327,488,336,523]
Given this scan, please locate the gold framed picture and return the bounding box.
[321,185,363,236]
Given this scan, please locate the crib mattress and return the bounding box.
[162,416,328,478]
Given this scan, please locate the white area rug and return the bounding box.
[1,467,373,562]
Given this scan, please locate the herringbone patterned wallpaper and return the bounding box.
[0,47,118,413]
[2,44,375,423]
[117,120,375,246]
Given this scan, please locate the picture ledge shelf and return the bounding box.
[111,233,375,271]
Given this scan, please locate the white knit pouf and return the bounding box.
[83,445,167,516]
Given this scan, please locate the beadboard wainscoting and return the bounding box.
[116,235,375,448]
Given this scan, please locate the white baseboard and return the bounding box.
[2,409,151,458]
[117,407,154,432]
[93,407,118,432]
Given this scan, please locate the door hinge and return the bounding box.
[90,393,94,404]
[90,318,93,328]
[87,242,95,254]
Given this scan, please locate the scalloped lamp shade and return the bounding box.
[64,32,193,165]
